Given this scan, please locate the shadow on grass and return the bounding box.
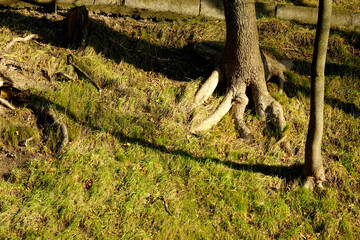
[1,7,358,116]
[0,7,211,82]
[28,94,302,182]
[4,7,358,181]
[285,62,360,118]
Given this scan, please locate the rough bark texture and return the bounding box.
[191,0,286,139]
[304,0,332,190]
[65,6,89,48]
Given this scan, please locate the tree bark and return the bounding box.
[304,0,332,190]
[191,0,285,139]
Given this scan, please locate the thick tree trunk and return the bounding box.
[191,0,285,138]
[304,0,332,190]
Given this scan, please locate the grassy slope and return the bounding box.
[0,8,359,239]
[259,0,360,12]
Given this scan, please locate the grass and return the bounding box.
[0,6,360,239]
[259,0,360,13]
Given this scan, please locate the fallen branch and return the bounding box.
[3,34,39,53]
[67,54,101,92]
[0,97,15,110]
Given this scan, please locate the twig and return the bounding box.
[0,97,15,110]
[19,137,34,147]
[160,195,173,216]
[67,55,101,92]
[3,34,39,53]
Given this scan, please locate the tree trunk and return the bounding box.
[304,0,332,190]
[190,0,285,139]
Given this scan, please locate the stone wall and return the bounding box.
[1,0,359,27]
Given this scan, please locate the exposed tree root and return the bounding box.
[192,42,293,92]
[232,84,253,139]
[0,97,15,110]
[0,32,69,157]
[261,50,294,92]
[193,69,220,107]
[190,89,233,133]
[2,34,39,54]
[53,71,75,82]
[191,76,286,138]
[37,106,69,155]
[190,42,291,139]
[302,161,326,191]
[303,176,325,191]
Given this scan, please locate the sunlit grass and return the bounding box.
[259,0,360,13]
[0,7,359,239]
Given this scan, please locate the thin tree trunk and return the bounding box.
[304,0,332,189]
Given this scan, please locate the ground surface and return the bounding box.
[262,0,360,12]
[0,5,359,239]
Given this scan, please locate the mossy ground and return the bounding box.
[0,6,359,239]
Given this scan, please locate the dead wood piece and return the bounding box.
[19,137,34,147]
[67,55,101,92]
[3,34,39,53]
[0,97,15,110]
[53,71,75,82]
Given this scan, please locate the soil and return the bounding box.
[0,104,43,180]
[0,145,36,179]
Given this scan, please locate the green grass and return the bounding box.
[0,7,360,239]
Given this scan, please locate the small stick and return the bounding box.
[53,71,75,82]
[0,97,15,110]
[160,195,173,216]
[67,55,101,92]
[3,34,39,53]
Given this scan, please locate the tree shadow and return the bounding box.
[27,93,302,182]
[20,0,57,12]
[0,7,211,82]
[285,62,360,118]
[0,6,305,182]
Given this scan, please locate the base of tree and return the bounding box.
[190,43,292,139]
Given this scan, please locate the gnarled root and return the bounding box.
[190,76,286,140]
[192,42,293,93]
[251,81,286,133]
[232,84,253,139]
[261,51,294,93]
[303,174,325,191]
[37,106,69,154]
[190,89,233,133]
[193,69,220,107]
